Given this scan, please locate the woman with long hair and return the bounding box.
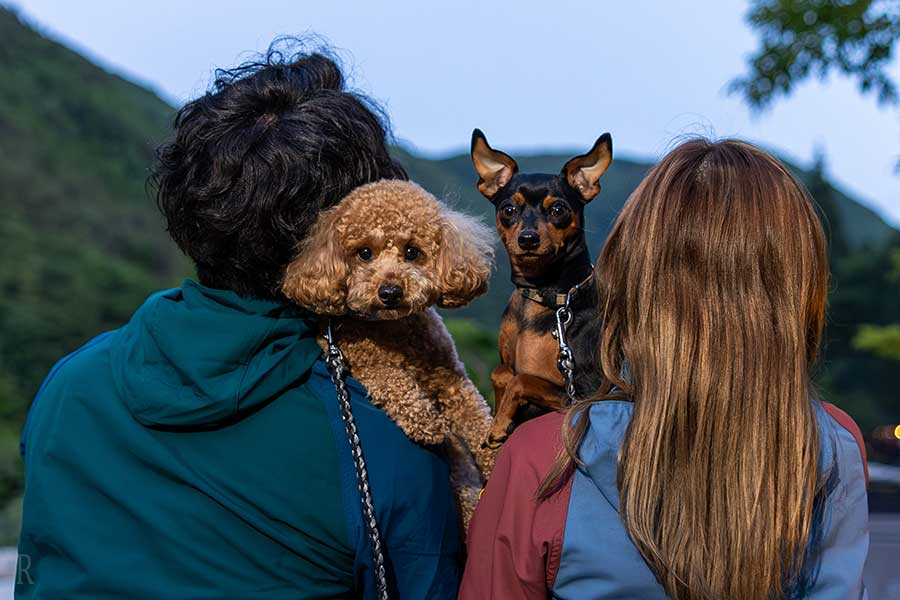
[460,139,869,599]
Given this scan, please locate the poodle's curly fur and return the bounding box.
[282,180,497,530]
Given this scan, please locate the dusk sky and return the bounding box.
[9,0,900,224]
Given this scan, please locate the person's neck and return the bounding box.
[510,241,592,293]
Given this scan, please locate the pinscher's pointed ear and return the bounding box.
[471,129,518,201]
[563,133,613,202]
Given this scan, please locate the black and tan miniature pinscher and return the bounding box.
[470,129,613,447]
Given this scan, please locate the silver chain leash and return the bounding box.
[324,320,390,600]
[552,275,590,403]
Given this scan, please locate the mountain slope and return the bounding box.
[0,8,186,430]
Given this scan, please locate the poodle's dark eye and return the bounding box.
[357,247,373,261]
[549,202,568,217]
[502,205,516,218]
[404,245,420,261]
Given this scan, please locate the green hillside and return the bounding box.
[0,6,898,543]
[0,7,186,411]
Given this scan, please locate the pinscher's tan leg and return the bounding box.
[485,365,517,449]
[507,373,568,411]
[486,373,566,447]
[491,364,514,408]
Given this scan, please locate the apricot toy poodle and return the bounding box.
[282,179,497,529]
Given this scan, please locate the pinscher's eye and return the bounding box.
[502,205,516,218]
[404,245,420,261]
[357,247,373,261]
[549,202,568,217]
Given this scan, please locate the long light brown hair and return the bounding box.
[541,139,829,599]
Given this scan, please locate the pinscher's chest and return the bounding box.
[498,293,565,386]
[498,287,602,397]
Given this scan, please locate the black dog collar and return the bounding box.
[517,272,593,309]
[518,287,569,308]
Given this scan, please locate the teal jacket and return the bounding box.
[17,280,461,599]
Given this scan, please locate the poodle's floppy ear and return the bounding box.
[281,208,350,315]
[436,206,494,308]
[471,129,518,201]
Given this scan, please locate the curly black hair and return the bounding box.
[152,38,407,299]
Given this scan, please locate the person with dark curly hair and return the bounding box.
[17,40,463,599]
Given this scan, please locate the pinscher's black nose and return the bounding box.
[378,284,404,306]
[518,230,540,251]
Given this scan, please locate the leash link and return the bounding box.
[324,319,390,600]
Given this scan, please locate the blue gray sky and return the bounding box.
[9,0,900,225]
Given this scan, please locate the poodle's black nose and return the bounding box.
[518,230,540,251]
[378,284,404,306]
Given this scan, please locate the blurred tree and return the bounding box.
[730,0,900,110]
[444,318,498,406]
[808,147,850,260]
[733,1,900,393]
[855,323,900,359]
[853,248,900,360]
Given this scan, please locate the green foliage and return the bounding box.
[731,0,900,110]
[0,426,23,546]
[855,324,900,360]
[444,318,498,406]
[821,232,900,436]
[851,248,900,361]
[0,495,22,548]
[890,246,900,279]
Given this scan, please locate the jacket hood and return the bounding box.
[111,279,321,428]
[578,400,837,507]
